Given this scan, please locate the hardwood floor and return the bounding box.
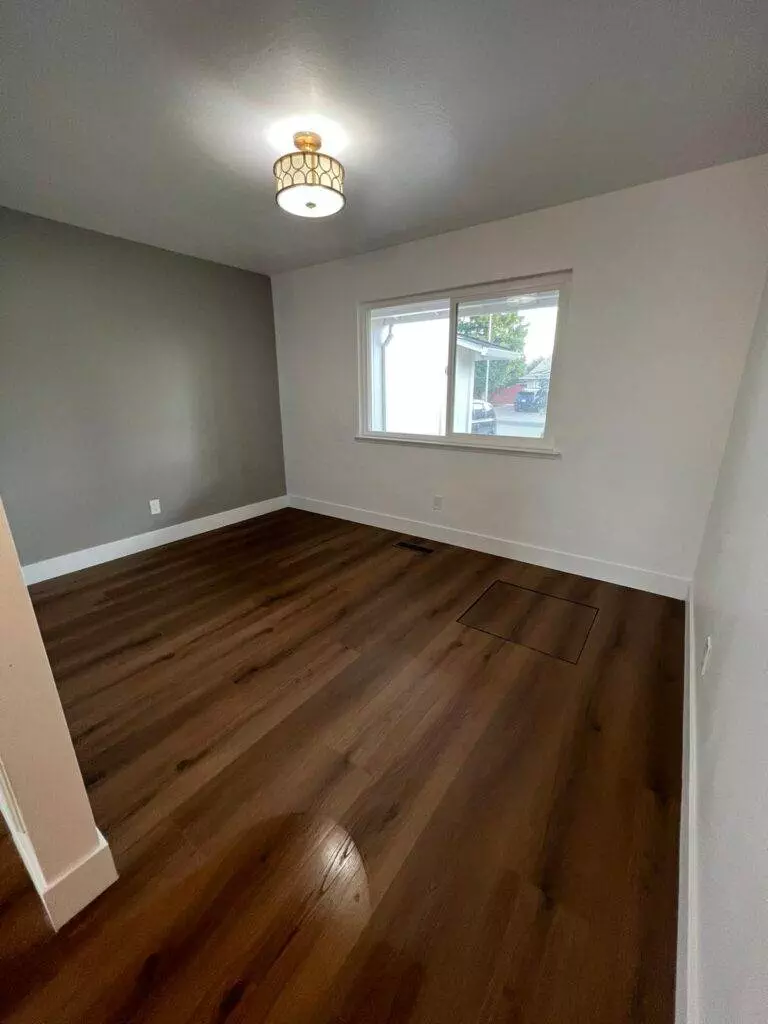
[0,508,684,1022]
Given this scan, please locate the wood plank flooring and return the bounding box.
[0,508,684,1023]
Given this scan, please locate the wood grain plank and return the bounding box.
[0,508,684,1023]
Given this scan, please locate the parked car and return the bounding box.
[514,388,548,412]
[514,389,538,412]
[471,399,497,435]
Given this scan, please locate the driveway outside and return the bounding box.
[493,404,546,438]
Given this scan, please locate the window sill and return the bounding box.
[354,434,561,458]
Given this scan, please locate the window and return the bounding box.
[359,272,569,453]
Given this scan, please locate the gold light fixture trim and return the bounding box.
[273,131,346,218]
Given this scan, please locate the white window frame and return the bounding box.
[356,270,570,456]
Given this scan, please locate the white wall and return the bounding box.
[273,155,768,596]
[692,272,768,1024]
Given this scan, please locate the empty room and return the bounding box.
[1,1,767,1021]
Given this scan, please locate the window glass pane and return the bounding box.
[451,289,559,439]
[368,299,449,436]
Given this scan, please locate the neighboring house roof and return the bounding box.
[456,333,522,362]
[519,357,552,383]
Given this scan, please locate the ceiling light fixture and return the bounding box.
[273,131,345,218]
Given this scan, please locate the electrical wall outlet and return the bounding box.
[149,498,161,516]
[700,635,712,676]
[432,495,443,512]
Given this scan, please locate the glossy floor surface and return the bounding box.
[0,509,684,1022]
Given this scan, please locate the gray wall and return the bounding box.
[0,207,286,565]
[692,272,768,1023]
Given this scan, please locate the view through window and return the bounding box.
[363,275,566,448]
[451,289,559,439]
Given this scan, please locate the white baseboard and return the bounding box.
[12,827,117,931]
[676,587,699,1024]
[289,495,690,599]
[23,492,689,598]
[40,830,118,931]
[23,495,290,585]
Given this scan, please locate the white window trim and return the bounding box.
[356,270,571,456]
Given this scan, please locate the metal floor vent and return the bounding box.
[395,539,435,554]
